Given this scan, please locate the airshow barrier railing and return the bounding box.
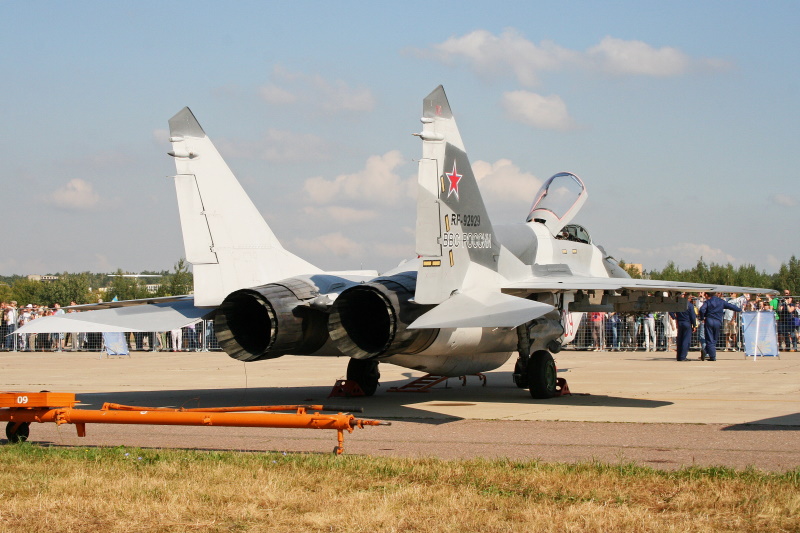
[569,297,797,353]
[2,320,221,353]
[2,297,797,353]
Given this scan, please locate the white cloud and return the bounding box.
[45,179,101,211]
[217,129,331,162]
[303,150,410,205]
[304,176,340,204]
[259,83,297,105]
[422,29,573,87]
[472,159,543,204]
[502,91,575,131]
[771,193,797,207]
[302,206,378,224]
[586,37,690,77]
[260,66,375,114]
[419,30,725,86]
[616,242,737,269]
[292,232,364,258]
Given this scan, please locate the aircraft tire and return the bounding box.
[346,358,380,396]
[5,421,30,443]
[527,350,557,399]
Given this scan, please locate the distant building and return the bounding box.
[27,275,59,282]
[626,264,643,276]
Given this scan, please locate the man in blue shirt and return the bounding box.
[699,292,742,361]
[670,293,697,361]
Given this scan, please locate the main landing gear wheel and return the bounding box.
[527,350,557,399]
[5,421,30,443]
[346,358,380,396]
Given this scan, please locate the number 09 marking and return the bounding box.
[16,396,28,404]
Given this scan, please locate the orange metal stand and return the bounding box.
[1,392,388,454]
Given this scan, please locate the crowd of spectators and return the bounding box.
[0,300,218,352]
[573,292,798,353]
[2,292,797,354]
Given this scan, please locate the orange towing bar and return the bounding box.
[1,392,389,454]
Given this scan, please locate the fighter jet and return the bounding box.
[18,86,775,399]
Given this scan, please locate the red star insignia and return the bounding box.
[445,161,462,200]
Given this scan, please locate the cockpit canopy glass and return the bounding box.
[556,224,592,244]
[526,172,588,237]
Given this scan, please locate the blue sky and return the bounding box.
[1,1,798,276]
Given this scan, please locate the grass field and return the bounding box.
[1,444,798,532]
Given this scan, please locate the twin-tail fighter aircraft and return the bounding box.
[19,86,775,399]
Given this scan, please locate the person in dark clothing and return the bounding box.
[670,293,697,361]
[699,292,742,361]
[777,293,797,351]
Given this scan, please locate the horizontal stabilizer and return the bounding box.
[15,300,213,334]
[408,290,554,329]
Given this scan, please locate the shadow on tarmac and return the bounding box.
[71,371,672,424]
[723,413,800,430]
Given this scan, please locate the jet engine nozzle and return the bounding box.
[328,273,437,360]
[214,280,328,362]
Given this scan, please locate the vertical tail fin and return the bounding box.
[414,86,523,304]
[168,108,319,306]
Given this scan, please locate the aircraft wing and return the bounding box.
[504,276,777,295]
[408,289,554,329]
[65,295,194,311]
[15,300,213,334]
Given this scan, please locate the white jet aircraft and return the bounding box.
[18,86,775,398]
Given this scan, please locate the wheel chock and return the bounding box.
[328,379,366,398]
[555,377,571,396]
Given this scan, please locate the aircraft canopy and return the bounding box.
[526,172,588,237]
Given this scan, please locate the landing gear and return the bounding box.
[514,322,558,398]
[513,358,529,389]
[526,350,557,399]
[5,421,30,443]
[346,359,380,396]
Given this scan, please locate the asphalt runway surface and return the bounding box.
[2,348,799,471]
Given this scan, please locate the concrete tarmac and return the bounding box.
[2,348,798,471]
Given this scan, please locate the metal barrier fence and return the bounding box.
[567,313,717,352]
[1,320,221,353]
[2,299,798,354]
[566,306,799,352]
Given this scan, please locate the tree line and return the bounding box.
[0,259,193,306]
[1,255,797,307]
[619,255,800,294]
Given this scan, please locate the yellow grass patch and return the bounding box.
[0,445,797,532]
